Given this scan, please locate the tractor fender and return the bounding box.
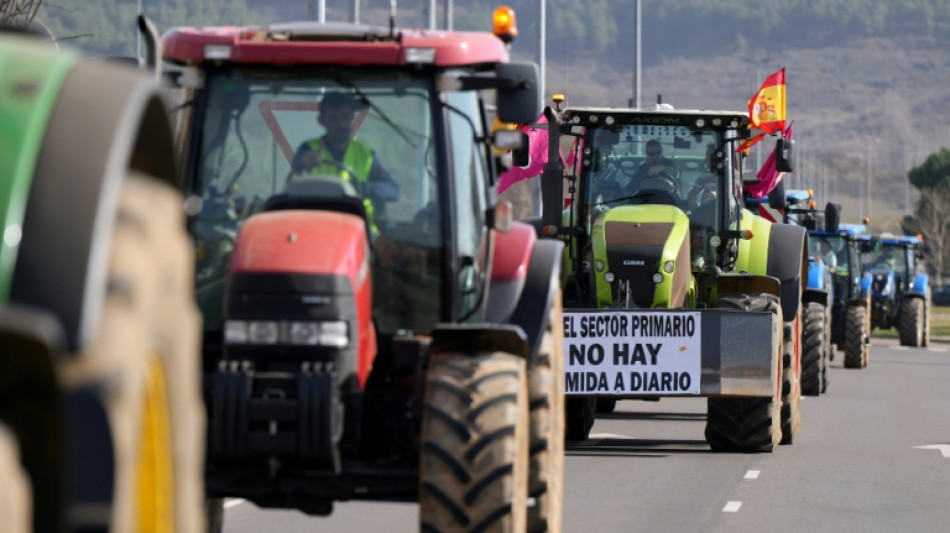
[859,272,872,299]
[806,258,829,291]
[802,287,829,308]
[487,221,564,361]
[909,273,930,296]
[487,221,537,324]
[9,57,179,352]
[766,223,808,321]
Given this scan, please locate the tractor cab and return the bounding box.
[163,22,539,346]
[546,106,752,308]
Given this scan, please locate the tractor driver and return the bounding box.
[623,138,679,195]
[292,91,400,208]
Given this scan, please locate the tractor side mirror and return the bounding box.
[824,202,841,233]
[775,137,795,172]
[495,61,541,124]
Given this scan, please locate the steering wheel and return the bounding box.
[618,158,641,177]
[652,169,680,196]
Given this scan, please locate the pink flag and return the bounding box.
[745,122,794,200]
[498,115,553,194]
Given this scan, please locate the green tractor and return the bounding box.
[0,30,204,532]
[535,101,807,451]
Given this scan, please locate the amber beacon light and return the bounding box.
[492,6,517,43]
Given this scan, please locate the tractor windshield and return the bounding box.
[576,124,724,265]
[810,234,861,299]
[188,69,441,333]
[868,243,908,277]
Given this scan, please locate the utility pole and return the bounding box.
[352,0,360,24]
[536,0,546,102]
[444,0,453,30]
[631,0,641,108]
[428,0,437,30]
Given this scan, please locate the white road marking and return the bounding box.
[588,433,637,440]
[224,499,245,509]
[744,470,760,480]
[914,444,950,458]
[723,501,743,513]
[926,347,947,352]
[893,346,909,351]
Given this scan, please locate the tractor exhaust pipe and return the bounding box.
[137,15,161,81]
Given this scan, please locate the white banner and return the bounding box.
[563,311,702,395]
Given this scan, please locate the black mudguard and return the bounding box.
[767,223,808,321]
[506,239,564,363]
[10,58,179,352]
[802,287,829,308]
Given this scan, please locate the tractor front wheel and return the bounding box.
[706,292,783,452]
[801,302,826,396]
[844,305,869,368]
[420,352,529,533]
[898,298,925,347]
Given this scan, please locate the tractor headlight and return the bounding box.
[663,260,675,273]
[248,321,280,344]
[224,319,349,347]
[652,273,664,284]
[604,272,616,283]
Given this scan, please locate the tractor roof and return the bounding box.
[809,224,866,238]
[881,235,921,246]
[162,22,509,68]
[561,106,750,131]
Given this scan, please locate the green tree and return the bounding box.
[907,148,950,278]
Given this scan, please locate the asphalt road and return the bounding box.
[222,337,950,532]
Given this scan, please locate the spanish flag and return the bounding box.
[737,67,787,154]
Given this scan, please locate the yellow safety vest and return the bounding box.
[305,138,378,233]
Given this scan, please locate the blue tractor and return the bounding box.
[746,188,833,394]
[810,224,873,368]
[863,234,931,346]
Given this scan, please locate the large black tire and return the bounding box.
[527,288,565,533]
[923,292,932,347]
[206,498,225,533]
[801,302,825,396]
[705,293,783,453]
[0,423,29,533]
[844,305,869,368]
[780,318,802,445]
[595,398,618,414]
[565,397,596,441]
[59,174,204,532]
[822,298,832,393]
[898,298,925,347]
[420,353,529,533]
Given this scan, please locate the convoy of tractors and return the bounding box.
[0,5,936,533]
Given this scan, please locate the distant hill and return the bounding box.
[34,0,950,231]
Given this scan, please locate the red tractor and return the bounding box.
[163,8,565,532]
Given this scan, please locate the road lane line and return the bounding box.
[744,470,760,480]
[224,499,245,509]
[892,346,909,351]
[723,501,742,513]
[926,347,946,352]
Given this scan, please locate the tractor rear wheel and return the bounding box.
[527,288,565,533]
[923,292,932,347]
[420,352,529,533]
[595,399,618,414]
[898,298,924,347]
[801,302,825,396]
[58,173,204,532]
[706,293,783,452]
[565,397,596,441]
[780,316,802,445]
[844,305,869,368]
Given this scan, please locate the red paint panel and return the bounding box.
[491,222,536,283]
[162,26,508,67]
[231,209,376,387]
[231,210,368,281]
